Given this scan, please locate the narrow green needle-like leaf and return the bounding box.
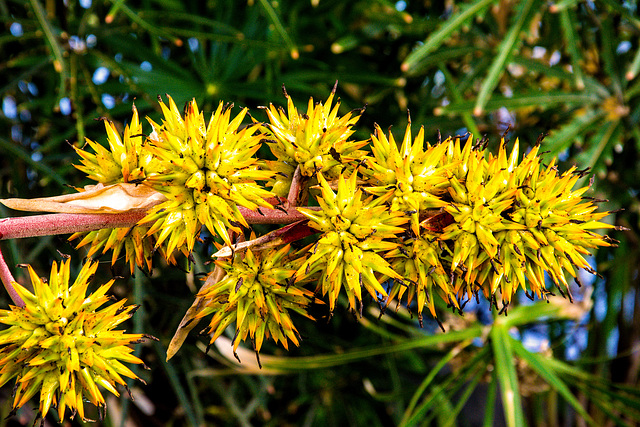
[545,109,606,159]
[511,337,596,425]
[559,8,585,89]
[575,119,620,186]
[401,0,495,73]
[599,16,622,97]
[29,0,67,97]
[442,368,484,427]
[483,372,498,427]
[114,2,182,46]
[439,66,481,138]
[401,346,490,427]
[473,0,539,116]
[490,324,525,427]
[400,339,475,425]
[548,0,580,13]
[598,0,640,30]
[438,92,600,116]
[257,0,298,59]
[626,47,640,82]
[262,325,485,371]
[106,0,126,23]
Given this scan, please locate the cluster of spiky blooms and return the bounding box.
[261,83,369,196]
[376,129,616,321]
[0,84,622,426]
[0,259,148,421]
[296,173,407,313]
[64,87,617,352]
[71,96,275,272]
[142,97,274,251]
[72,106,160,273]
[195,244,321,362]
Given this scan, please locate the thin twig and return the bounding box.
[286,165,308,208]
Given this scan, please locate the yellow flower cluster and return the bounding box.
[196,244,320,362]
[370,128,615,321]
[0,259,148,421]
[296,173,407,313]
[262,84,368,196]
[69,87,616,356]
[72,97,275,272]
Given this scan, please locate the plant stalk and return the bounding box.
[0,247,25,307]
[0,207,312,241]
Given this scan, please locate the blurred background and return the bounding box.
[0,0,639,426]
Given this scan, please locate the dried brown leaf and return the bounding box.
[0,183,166,214]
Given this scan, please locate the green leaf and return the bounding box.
[625,46,640,82]
[575,119,621,181]
[598,15,622,96]
[490,323,526,427]
[544,109,606,160]
[548,0,580,13]
[441,368,485,427]
[401,0,496,73]
[439,65,481,138]
[261,324,486,371]
[29,0,67,97]
[401,346,490,426]
[437,92,600,116]
[510,337,596,425]
[257,0,298,59]
[559,8,585,89]
[473,0,540,116]
[400,339,475,425]
[599,0,640,30]
[483,372,498,427]
[114,2,183,46]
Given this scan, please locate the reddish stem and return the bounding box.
[0,211,147,240]
[0,207,314,241]
[239,206,312,224]
[286,165,309,208]
[0,247,25,307]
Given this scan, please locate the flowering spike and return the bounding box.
[0,259,148,421]
[197,244,320,355]
[142,97,274,249]
[262,85,368,195]
[297,173,407,313]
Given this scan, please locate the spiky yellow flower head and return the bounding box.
[0,259,148,421]
[74,104,159,185]
[360,122,452,235]
[142,96,274,252]
[262,84,368,196]
[71,106,165,273]
[70,225,176,275]
[386,231,455,321]
[490,143,616,304]
[296,173,408,313]
[197,244,319,360]
[438,138,524,285]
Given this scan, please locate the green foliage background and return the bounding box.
[0,0,639,425]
